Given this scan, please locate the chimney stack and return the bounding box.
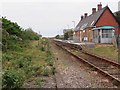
[81,15,83,20]
[98,2,102,11]
[92,8,96,14]
[84,13,88,18]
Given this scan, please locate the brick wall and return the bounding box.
[96,8,119,35]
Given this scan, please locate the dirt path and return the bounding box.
[50,40,117,88]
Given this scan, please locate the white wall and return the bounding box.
[93,29,113,44]
[101,38,112,43]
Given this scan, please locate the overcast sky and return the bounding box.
[1,0,120,37]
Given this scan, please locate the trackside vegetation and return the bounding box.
[2,17,55,89]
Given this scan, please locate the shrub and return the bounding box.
[23,64,42,78]
[2,69,24,89]
[41,66,50,76]
[2,53,13,62]
[7,44,22,52]
[47,50,52,56]
[36,78,46,87]
[17,59,25,68]
[46,52,53,66]
[11,55,31,69]
[45,57,53,66]
[24,65,35,77]
[47,60,53,66]
[51,67,56,75]
[40,46,45,51]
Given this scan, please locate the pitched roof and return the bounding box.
[74,6,108,31]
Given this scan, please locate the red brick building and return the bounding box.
[74,3,120,43]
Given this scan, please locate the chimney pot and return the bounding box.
[92,8,96,14]
[84,13,88,18]
[98,2,102,11]
[81,15,83,20]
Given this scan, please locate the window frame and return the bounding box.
[102,29,112,38]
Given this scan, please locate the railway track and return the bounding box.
[54,40,120,87]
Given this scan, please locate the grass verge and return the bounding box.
[84,45,118,61]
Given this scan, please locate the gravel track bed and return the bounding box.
[65,46,120,81]
[51,41,117,88]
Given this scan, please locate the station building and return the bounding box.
[74,3,120,44]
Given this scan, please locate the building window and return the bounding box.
[102,29,112,38]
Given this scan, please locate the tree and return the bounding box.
[64,29,73,40]
[2,17,40,52]
[55,35,60,39]
[116,11,120,17]
[22,28,39,40]
[64,32,69,40]
[2,17,22,37]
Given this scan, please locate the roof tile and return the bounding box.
[74,6,107,31]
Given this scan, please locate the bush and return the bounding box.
[17,58,27,68]
[36,78,46,87]
[40,46,45,51]
[10,55,32,69]
[23,64,42,77]
[51,67,56,75]
[47,60,53,66]
[2,53,13,62]
[2,69,24,89]
[24,65,35,77]
[7,44,22,51]
[45,56,53,66]
[46,51,53,66]
[41,66,50,76]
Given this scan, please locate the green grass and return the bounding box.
[85,46,118,61]
[2,39,55,88]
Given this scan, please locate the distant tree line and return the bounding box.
[55,29,73,40]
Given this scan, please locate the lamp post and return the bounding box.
[72,21,76,41]
[72,21,75,28]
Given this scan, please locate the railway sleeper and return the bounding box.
[99,68,119,73]
[97,65,116,69]
[107,71,120,75]
[82,50,120,68]
[55,41,120,87]
[113,75,120,80]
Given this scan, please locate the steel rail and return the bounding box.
[54,41,120,87]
